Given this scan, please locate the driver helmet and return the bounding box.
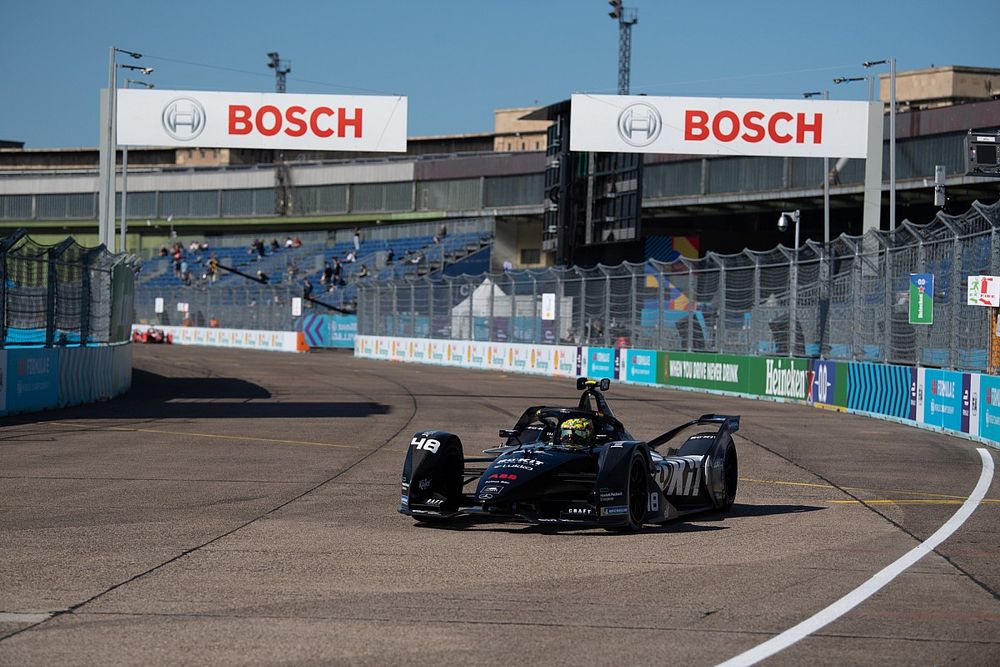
[559,417,594,449]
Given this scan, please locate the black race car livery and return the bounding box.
[399,377,740,531]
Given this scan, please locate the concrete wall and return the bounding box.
[0,343,132,417]
[355,335,999,449]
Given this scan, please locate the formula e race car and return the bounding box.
[131,327,172,344]
[399,378,739,531]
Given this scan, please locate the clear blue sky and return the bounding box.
[2,0,997,148]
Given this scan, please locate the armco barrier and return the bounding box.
[0,343,133,417]
[132,325,306,353]
[355,335,1000,449]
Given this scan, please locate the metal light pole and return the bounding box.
[99,47,143,252]
[864,58,896,230]
[120,76,154,254]
[608,1,638,95]
[803,91,831,245]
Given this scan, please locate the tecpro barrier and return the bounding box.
[132,324,306,353]
[0,343,132,417]
[355,335,999,449]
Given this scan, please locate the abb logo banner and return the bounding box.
[117,89,407,152]
[570,94,878,158]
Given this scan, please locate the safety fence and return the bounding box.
[1,230,137,347]
[357,200,1000,372]
[0,230,137,415]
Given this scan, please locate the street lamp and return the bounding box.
[833,75,875,101]
[120,76,154,254]
[99,47,145,252]
[803,91,830,245]
[864,57,897,231]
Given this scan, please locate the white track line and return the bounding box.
[718,447,995,667]
[0,612,53,623]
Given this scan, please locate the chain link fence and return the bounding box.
[134,283,325,331]
[357,200,1000,371]
[1,231,138,347]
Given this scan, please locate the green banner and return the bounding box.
[748,356,811,400]
[908,273,934,325]
[656,351,750,393]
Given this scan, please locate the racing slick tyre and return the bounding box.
[606,450,648,532]
[719,443,738,512]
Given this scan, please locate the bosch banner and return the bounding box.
[117,89,407,152]
[570,94,877,158]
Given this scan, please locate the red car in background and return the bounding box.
[132,327,172,344]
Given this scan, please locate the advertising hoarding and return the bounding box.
[570,94,877,158]
[118,89,407,152]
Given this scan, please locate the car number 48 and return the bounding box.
[411,436,441,454]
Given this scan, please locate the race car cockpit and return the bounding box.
[498,378,633,448]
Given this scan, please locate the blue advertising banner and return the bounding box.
[5,348,58,415]
[298,314,357,348]
[978,374,1000,441]
[585,347,618,379]
[923,368,965,432]
[624,349,658,384]
[848,363,916,420]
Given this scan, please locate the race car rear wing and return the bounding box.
[646,414,740,451]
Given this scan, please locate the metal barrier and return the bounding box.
[0,231,137,347]
[356,200,1000,372]
[134,283,310,331]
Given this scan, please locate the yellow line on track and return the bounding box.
[829,499,1000,505]
[740,476,996,502]
[45,421,363,449]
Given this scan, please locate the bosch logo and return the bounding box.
[162,97,206,141]
[618,103,661,147]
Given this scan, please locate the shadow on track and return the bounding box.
[5,369,391,425]
[404,503,824,535]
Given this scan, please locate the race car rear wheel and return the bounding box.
[719,444,738,512]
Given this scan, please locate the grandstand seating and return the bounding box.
[135,227,494,311]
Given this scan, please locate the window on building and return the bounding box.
[520,248,541,265]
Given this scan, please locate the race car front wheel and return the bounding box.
[626,453,648,530]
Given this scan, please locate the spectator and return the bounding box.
[256,270,269,285]
[172,246,183,277]
[353,227,361,251]
[284,236,294,249]
[502,259,513,272]
[206,255,219,284]
[357,263,369,279]
[209,316,219,328]
[199,241,209,251]
[180,259,189,280]
[270,238,280,251]
[256,239,266,259]
[286,261,299,282]
[344,249,356,263]
[291,235,302,248]
[321,263,333,286]
[188,240,200,253]
[303,277,314,299]
[158,246,169,257]
[386,248,395,264]
[433,222,447,244]
[332,258,343,285]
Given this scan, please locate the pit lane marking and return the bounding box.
[718,448,994,667]
[45,421,363,449]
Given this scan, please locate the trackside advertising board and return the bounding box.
[117,89,407,152]
[656,352,749,394]
[353,336,1000,447]
[570,94,878,158]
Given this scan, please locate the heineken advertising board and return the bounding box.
[749,356,811,400]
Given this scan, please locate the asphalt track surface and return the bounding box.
[1,345,999,666]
